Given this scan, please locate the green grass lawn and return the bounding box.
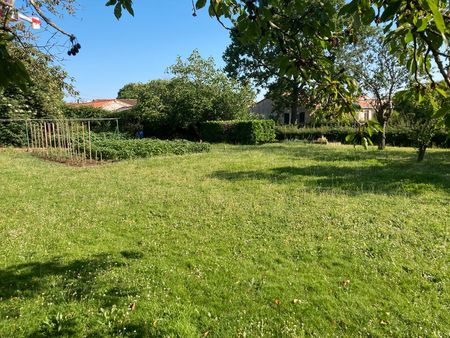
[0,142,448,337]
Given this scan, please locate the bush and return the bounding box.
[275,125,449,148]
[91,139,211,161]
[199,120,276,145]
[63,106,119,133]
[108,108,145,137]
[63,106,106,119]
[0,121,28,147]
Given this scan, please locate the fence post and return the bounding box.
[25,120,30,151]
[88,121,92,161]
[82,122,86,163]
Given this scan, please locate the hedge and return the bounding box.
[91,139,211,161]
[199,120,276,145]
[275,125,450,148]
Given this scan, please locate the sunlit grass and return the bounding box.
[0,143,448,337]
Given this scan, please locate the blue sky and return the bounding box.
[34,1,232,101]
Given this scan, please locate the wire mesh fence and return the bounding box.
[0,118,119,164]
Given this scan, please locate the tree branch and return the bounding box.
[28,0,75,39]
[420,32,450,87]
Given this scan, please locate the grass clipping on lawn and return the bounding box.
[0,142,448,337]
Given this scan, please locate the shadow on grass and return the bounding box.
[212,161,450,195]
[236,142,450,163]
[211,143,450,195]
[0,252,146,336]
[0,253,126,301]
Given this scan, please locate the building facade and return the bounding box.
[251,96,376,125]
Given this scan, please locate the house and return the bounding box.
[251,96,376,125]
[356,96,377,121]
[67,99,137,112]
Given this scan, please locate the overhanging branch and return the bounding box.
[28,0,75,39]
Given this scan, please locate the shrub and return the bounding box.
[0,121,28,147]
[199,120,276,144]
[108,108,145,137]
[63,106,119,133]
[63,106,106,119]
[91,139,211,161]
[275,125,449,148]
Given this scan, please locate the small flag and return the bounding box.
[31,17,41,29]
[18,12,41,29]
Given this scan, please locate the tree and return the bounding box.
[0,42,75,146]
[224,27,323,125]
[167,50,254,121]
[344,29,409,149]
[196,0,450,128]
[340,0,450,90]
[129,50,255,138]
[224,0,360,124]
[0,0,80,88]
[394,87,448,161]
[117,82,146,99]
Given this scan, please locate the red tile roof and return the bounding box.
[67,99,137,109]
[356,96,376,109]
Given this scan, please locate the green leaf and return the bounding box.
[345,133,355,142]
[435,86,449,98]
[122,0,134,16]
[362,137,368,149]
[418,91,425,103]
[196,0,207,10]
[404,31,414,44]
[339,0,358,15]
[380,0,403,21]
[435,107,448,119]
[114,4,122,19]
[362,7,376,25]
[416,17,429,32]
[427,0,446,34]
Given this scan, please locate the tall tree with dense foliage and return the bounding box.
[0,43,75,146]
[223,20,344,124]
[117,82,146,99]
[127,50,255,138]
[394,87,448,161]
[223,0,360,123]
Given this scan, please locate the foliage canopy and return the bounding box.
[119,50,255,138]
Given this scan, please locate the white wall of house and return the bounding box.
[251,98,311,125]
[102,100,133,111]
[356,108,376,121]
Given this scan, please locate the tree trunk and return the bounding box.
[378,120,387,150]
[290,80,299,125]
[417,145,427,162]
